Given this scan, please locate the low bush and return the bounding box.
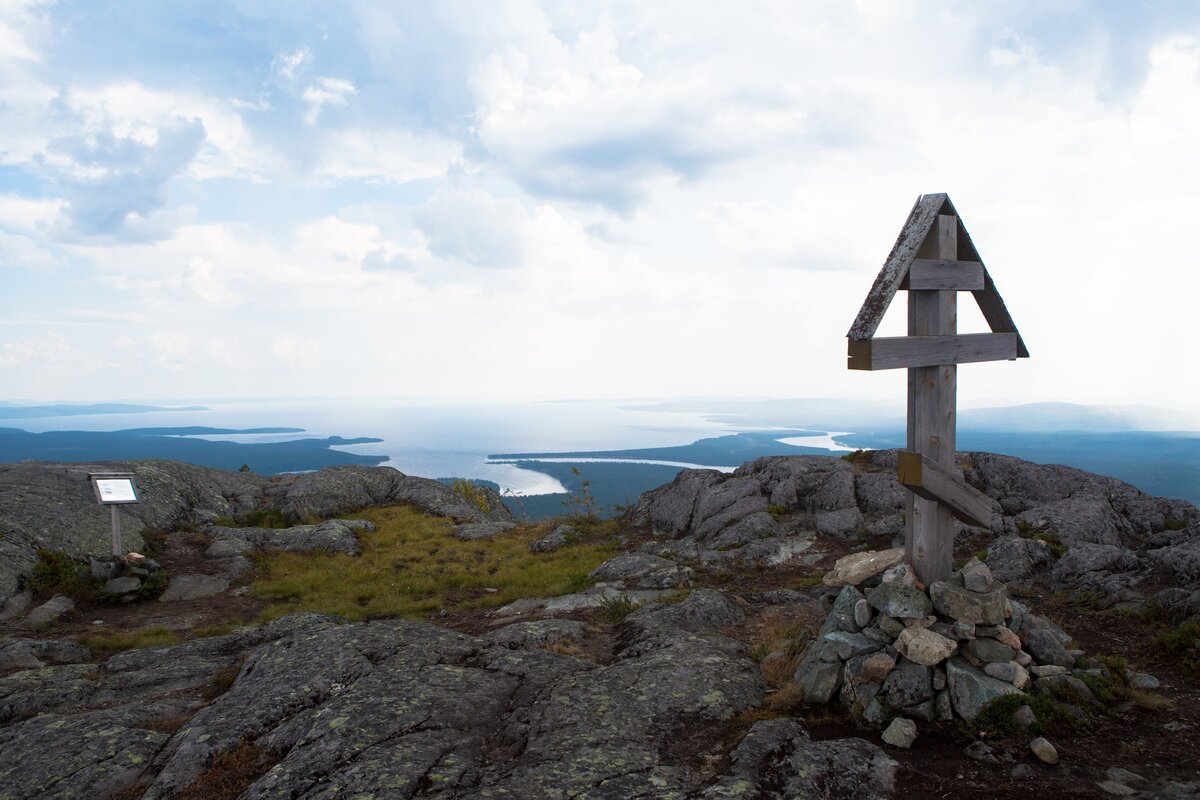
[27,550,97,601]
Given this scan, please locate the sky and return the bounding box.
[1,1,1199,411]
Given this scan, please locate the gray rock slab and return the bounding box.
[627,588,746,633]
[816,507,864,539]
[699,718,897,800]
[205,536,255,558]
[0,590,32,621]
[0,637,91,672]
[822,584,867,635]
[930,580,1007,625]
[964,637,1017,665]
[795,657,843,705]
[103,576,142,595]
[986,536,1054,583]
[23,595,75,628]
[529,524,576,553]
[482,620,588,650]
[0,706,170,800]
[867,581,933,619]
[1026,627,1077,668]
[588,552,692,589]
[946,657,1022,721]
[159,574,229,602]
[881,660,934,709]
[1014,495,1129,548]
[451,521,518,541]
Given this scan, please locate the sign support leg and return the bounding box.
[905,214,958,585]
[111,505,122,557]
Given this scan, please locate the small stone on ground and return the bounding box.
[880,718,917,749]
[1029,736,1058,764]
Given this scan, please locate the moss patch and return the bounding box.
[251,506,617,622]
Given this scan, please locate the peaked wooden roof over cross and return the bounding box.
[846,193,1029,364]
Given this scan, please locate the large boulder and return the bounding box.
[699,718,897,800]
[1014,495,1130,548]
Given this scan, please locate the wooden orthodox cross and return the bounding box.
[847,193,1028,585]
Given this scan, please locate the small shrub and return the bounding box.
[136,570,169,601]
[593,594,639,624]
[1164,518,1187,531]
[240,508,289,529]
[971,693,1084,736]
[1154,621,1200,675]
[203,658,246,701]
[792,575,824,591]
[840,449,870,464]
[1031,531,1067,557]
[544,640,584,657]
[142,712,192,734]
[139,528,169,557]
[451,478,494,514]
[764,682,806,714]
[27,549,98,601]
[1067,589,1106,609]
[767,505,788,521]
[175,739,275,800]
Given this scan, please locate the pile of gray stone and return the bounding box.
[88,552,165,602]
[792,548,1144,746]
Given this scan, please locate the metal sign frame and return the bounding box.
[88,472,141,556]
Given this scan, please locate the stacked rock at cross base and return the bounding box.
[794,551,1084,729]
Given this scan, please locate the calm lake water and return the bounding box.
[10,398,754,494]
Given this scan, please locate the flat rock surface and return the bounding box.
[0,601,781,800]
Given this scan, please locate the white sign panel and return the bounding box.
[94,477,138,504]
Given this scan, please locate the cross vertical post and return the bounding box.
[906,215,958,584]
[846,193,1028,589]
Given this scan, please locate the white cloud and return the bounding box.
[0,0,45,64]
[302,77,357,126]
[315,129,462,183]
[272,47,313,83]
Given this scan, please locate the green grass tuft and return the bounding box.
[251,506,618,622]
[80,625,181,653]
[592,594,640,624]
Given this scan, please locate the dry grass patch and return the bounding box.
[743,611,814,688]
[251,505,617,622]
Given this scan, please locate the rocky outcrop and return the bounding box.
[0,593,896,800]
[0,461,512,603]
[630,451,1200,618]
